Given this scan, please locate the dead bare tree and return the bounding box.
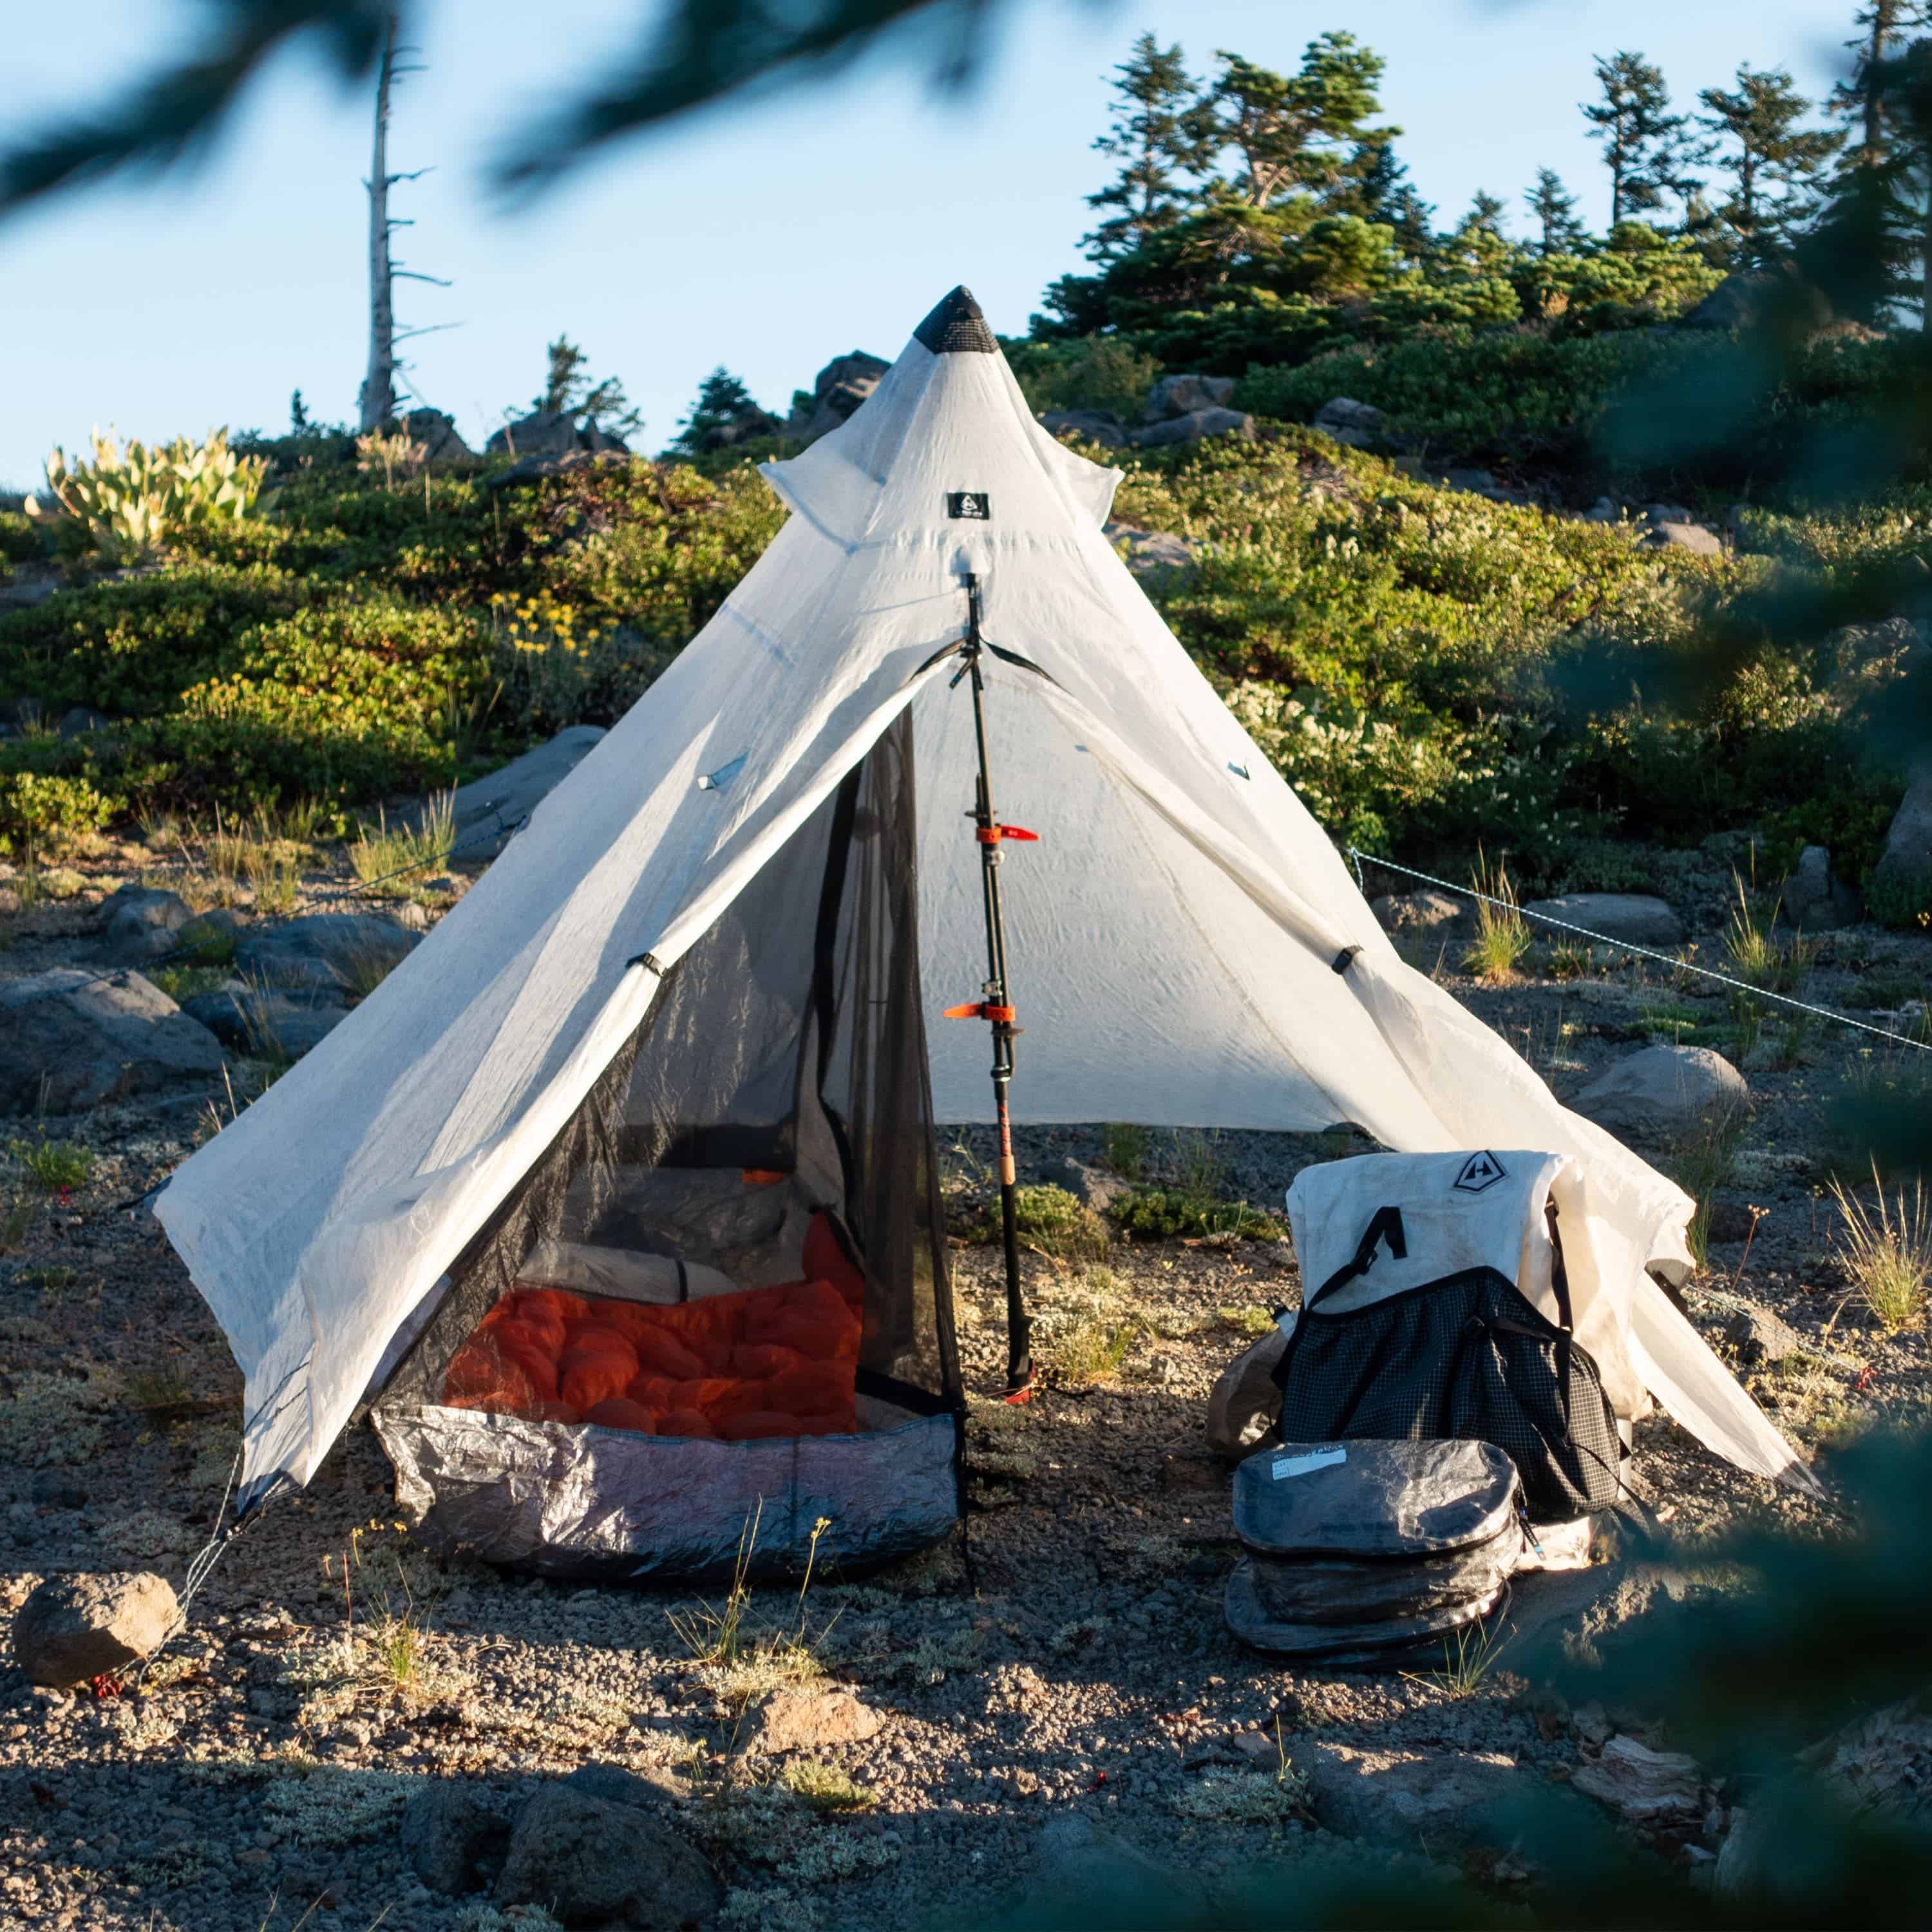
[357,10,451,432]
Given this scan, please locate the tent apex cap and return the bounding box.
[915,285,999,355]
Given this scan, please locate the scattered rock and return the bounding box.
[1159,1452,1227,1492]
[233,914,419,998]
[1144,374,1236,422]
[484,448,632,491]
[1038,1155,1130,1214]
[749,1687,884,1754]
[182,987,350,1058]
[13,1571,178,1687]
[444,724,608,858]
[1441,466,1499,495]
[1638,520,1724,557]
[1130,407,1255,450]
[1725,1303,1804,1367]
[1569,1044,1748,1143]
[1572,1701,1613,1748]
[1040,408,1131,450]
[688,402,782,454]
[59,705,113,739]
[1370,888,1473,942]
[1703,1199,1761,1244]
[1311,396,1387,448]
[1874,773,1932,893]
[1103,522,1199,576]
[0,969,227,1114]
[786,351,891,444]
[1519,893,1685,948]
[486,408,629,460]
[394,408,472,464]
[1684,267,1834,334]
[1582,496,1622,524]
[1641,502,1694,526]
[1299,1740,1527,1846]
[400,1782,501,1896]
[1571,1734,1703,1822]
[495,1787,719,1927]
[100,886,194,965]
[1777,845,1843,931]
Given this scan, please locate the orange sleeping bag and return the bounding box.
[441,1211,864,1439]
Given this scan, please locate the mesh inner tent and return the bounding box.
[374,713,963,1579]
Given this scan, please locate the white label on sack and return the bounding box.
[1271,1446,1347,1481]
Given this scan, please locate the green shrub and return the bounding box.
[0,512,41,569]
[1866,864,1932,933]
[0,768,120,854]
[1008,334,1162,421]
[1114,1186,1285,1243]
[8,1136,93,1193]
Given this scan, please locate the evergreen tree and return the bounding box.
[1209,33,1387,207]
[1698,64,1841,267]
[1329,137,1434,266]
[532,336,643,437]
[1081,34,1217,263]
[1524,167,1587,255]
[670,367,767,455]
[1583,51,1704,225]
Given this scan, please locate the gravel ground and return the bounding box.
[2,847,1929,1930]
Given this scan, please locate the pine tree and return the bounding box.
[1524,167,1588,256]
[1339,137,1435,267]
[532,337,643,438]
[1583,51,1704,226]
[1209,33,1388,208]
[1698,64,1841,267]
[670,368,768,455]
[1081,35,1217,263]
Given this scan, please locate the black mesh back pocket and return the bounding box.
[1272,1207,1622,1519]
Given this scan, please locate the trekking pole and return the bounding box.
[943,571,1035,1400]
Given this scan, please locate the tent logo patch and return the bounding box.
[1453,1150,1507,1195]
[947,491,991,520]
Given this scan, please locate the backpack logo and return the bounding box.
[1453,1150,1507,1195]
[947,491,991,520]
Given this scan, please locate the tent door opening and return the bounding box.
[369,712,964,1581]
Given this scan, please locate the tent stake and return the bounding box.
[947,571,1034,1399]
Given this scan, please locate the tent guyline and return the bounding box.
[3,802,533,1021]
[942,569,1034,1399]
[1350,848,1932,1056]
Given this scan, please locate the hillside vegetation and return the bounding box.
[1,328,1918,916]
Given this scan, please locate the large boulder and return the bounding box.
[1639,519,1724,557]
[786,352,891,444]
[1103,521,1199,576]
[1040,408,1131,450]
[181,987,348,1059]
[495,1788,718,1927]
[401,1782,503,1896]
[14,1571,178,1686]
[1021,1812,1206,1920]
[99,886,194,965]
[447,724,608,858]
[1370,887,1473,943]
[0,969,226,1114]
[486,408,629,460]
[1571,1734,1703,1823]
[1298,1741,1528,1846]
[1684,267,1833,334]
[1131,407,1255,450]
[1874,773,1932,894]
[1144,373,1236,422]
[1519,893,1685,948]
[395,408,472,464]
[1776,844,1855,931]
[232,914,419,998]
[1311,396,1388,448]
[1569,1044,1748,1142]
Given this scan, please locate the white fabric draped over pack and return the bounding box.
[155,289,1815,1502]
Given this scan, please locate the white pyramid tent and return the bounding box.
[156,286,1814,1534]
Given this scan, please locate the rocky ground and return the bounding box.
[1,827,1930,1931]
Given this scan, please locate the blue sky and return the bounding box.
[1,1,1854,486]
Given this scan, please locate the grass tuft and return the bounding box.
[8,1135,93,1193]
[1828,1162,1932,1333]
[351,792,456,898]
[1667,1101,1752,1268]
[1462,848,1530,983]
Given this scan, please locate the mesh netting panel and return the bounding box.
[384,710,958,1419]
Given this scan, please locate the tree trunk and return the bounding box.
[1866,1,1898,170]
[358,14,399,433]
[1922,185,1931,330]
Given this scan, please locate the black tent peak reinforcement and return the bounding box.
[945,570,1035,1399]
